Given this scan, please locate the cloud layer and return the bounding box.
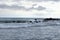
[0,4,46,11]
[27,0,60,2]
[0,0,60,18]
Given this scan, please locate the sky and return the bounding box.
[0,0,60,18]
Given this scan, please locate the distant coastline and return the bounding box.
[0,18,60,23]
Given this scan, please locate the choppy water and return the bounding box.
[0,20,60,40]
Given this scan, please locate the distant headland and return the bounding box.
[43,18,60,22]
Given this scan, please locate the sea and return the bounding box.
[0,18,60,40]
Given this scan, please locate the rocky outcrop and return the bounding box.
[43,18,60,22]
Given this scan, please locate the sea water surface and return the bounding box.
[0,19,60,40]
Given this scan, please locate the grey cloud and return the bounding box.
[0,4,25,10]
[27,6,46,11]
[12,0,24,2]
[34,6,46,10]
[0,0,60,2]
[27,0,60,2]
[0,0,4,1]
[0,4,46,11]
[0,0,24,2]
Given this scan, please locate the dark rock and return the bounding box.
[43,18,60,22]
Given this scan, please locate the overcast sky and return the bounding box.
[0,0,60,18]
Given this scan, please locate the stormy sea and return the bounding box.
[0,18,60,40]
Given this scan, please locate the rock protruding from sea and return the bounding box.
[43,18,60,22]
